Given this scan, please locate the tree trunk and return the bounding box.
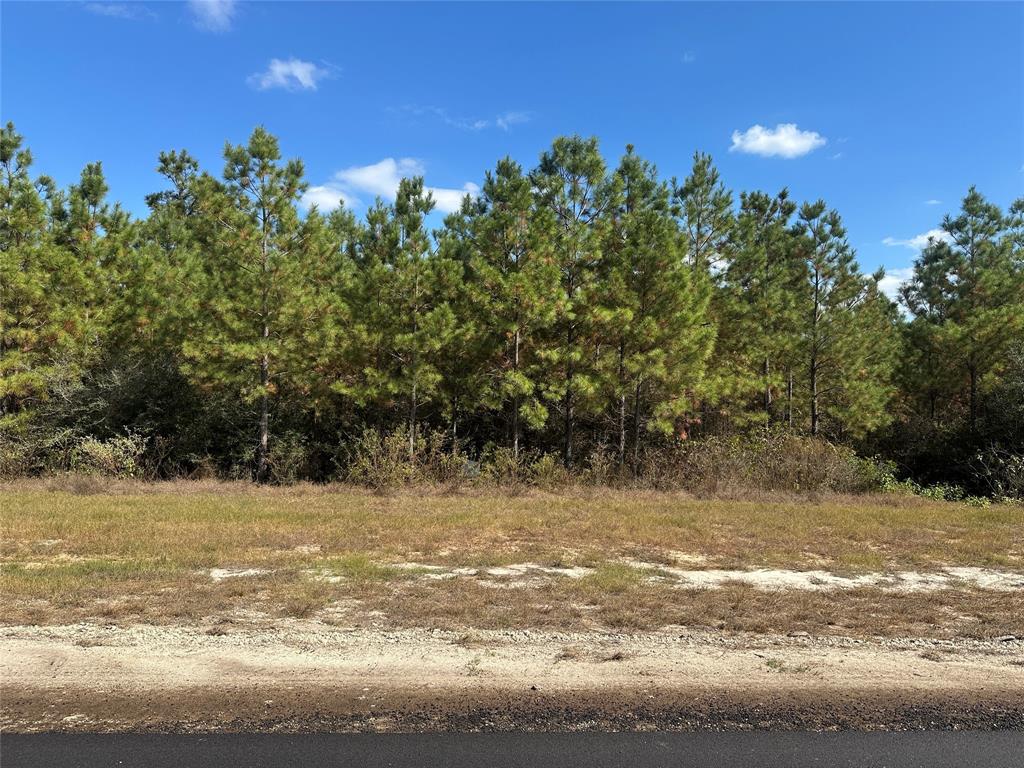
[563,325,574,468]
[786,369,794,429]
[809,267,821,437]
[255,199,271,484]
[809,356,819,436]
[408,378,417,461]
[563,388,573,468]
[451,396,458,442]
[256,349,270,482]
[763,356,772,423]
[968,362,977,431]
[617,343,626,466]
[512,329,521,459]
[631,379,643,474]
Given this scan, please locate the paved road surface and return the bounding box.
[3,732,1023,768]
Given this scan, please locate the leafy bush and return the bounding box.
[0,433,35,480]
[345,427,416,492]
[530,452,570,490]
[968,447,1024,500]
[632,428,885,495]
[69,431,148,478]
[266,431,313,485]
[344,426,468,492]
[416,429,468,488]
[480,446,533,491]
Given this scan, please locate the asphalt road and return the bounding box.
[3,732,1024,768]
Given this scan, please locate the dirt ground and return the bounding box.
[3,621,1022,732]
[3,486,1022,731]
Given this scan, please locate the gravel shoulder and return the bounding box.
[3,621,1022,732]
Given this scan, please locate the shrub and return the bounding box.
[632,428,886,495]
[344,426,469,491]
[345,427,416,492]
[416,429,468,488]
[0,433,34,480]
[480,446,533,491]
[69,431,148,478]
[266,431,313,485]
[968,447,1024,500]
[530,452,570,490]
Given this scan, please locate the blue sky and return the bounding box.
[2,1,1022,295]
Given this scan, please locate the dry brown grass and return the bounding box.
[1,480,1021,637]
[2,479,1019,569]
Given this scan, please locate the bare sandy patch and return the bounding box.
[2,622,1021,732]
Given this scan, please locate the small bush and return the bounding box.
[344,426,469,491]
[969,447,1024,500]
[530,452,570,490]
[267,431,313,485]
[345,427,416,492]
[0,433,35,480]
[480,446,533,491]
[69,431,148,478]
[631,428,888,495]
[417,429,468,488]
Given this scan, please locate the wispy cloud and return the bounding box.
[882,228,952,251]
[84,3,155,20]
[394,106,488,131]
[495,111,531,131]
[877,266,914,302]
[729,123,827,158]
[924,199,942,206]
[302,158,479,214]
[393,106,532,132]
[248,58,330,91]
[188,0,235,32]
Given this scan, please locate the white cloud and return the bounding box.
[188,0,235,32]
[882,228,952,251]
[85,3,155,20]
[428,182,481,214]
[248,58,329,92]
[300,185,357,212]
[924,199,942,206]
[877,267,914,302]
[302,158,478,214]
[729,123,827,158]
[495,111,531,131]
[335,158,424,202]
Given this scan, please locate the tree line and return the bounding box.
[1,123,1021,492]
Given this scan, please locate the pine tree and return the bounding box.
[182,127,331,481]
[899,239,962,422]
[531,136,612,466]
[0,123,89,427]
[795,201,895,437]
[674,152,733,272]
[343,178,459,456]
[596,145,713,466]
[671,153,734,428]
[716,189,803,426]
[458,158,559,456]
[940,188,1023,429]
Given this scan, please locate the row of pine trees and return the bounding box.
[2,123,1022,486]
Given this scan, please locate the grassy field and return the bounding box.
[1,480,1022,637]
